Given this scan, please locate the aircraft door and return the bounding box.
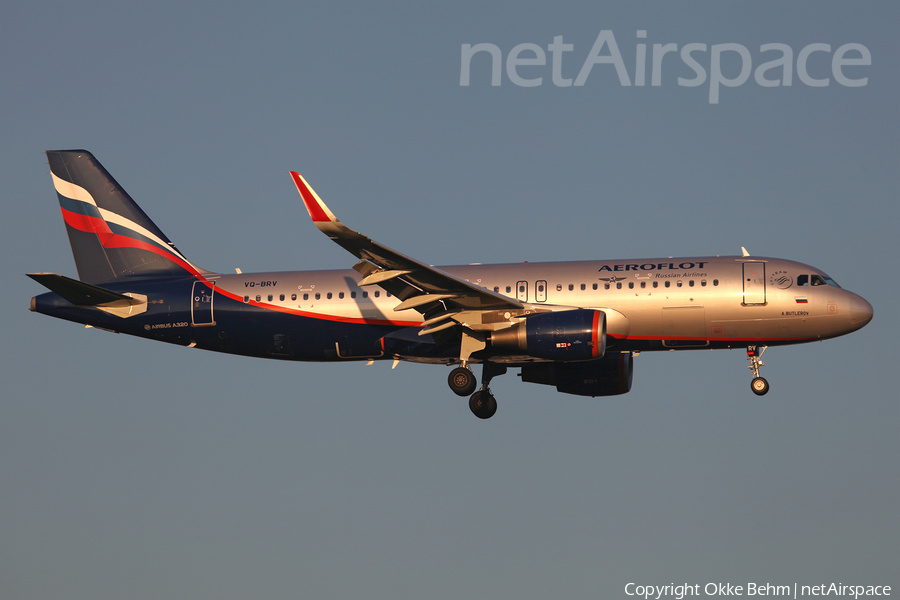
[535,280,547,302]
[742,262,766,305]
[191,281,216,326]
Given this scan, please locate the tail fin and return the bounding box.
[46,150,203,283]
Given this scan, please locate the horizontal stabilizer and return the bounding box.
[27,273,143,307]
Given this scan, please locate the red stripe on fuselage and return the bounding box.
[60,206,416,326]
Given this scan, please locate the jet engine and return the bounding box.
[491,309,606,361]
[520,352,634,397]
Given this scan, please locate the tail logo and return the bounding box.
[52,172,200,276]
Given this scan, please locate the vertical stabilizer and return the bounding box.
[46,150,200,283]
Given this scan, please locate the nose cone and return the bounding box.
[849,294,874,328]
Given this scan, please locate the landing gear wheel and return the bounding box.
[746,346,770,396]
[751,377,769,396]
[469,391,497,419]
[448,366,477,397]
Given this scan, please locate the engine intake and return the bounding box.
[491,309,606,362]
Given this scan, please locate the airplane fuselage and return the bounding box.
[31,255,872,363]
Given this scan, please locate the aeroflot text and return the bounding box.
[460,31,871,103]
[624,582,891,599]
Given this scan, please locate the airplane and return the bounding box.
[29,150,874,419]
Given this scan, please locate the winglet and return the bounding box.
[290,171,352,238]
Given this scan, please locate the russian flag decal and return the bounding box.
[795,297,808,304]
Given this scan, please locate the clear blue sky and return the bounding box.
[2,2,897,599]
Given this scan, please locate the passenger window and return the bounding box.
[557,284,563,291]
[244,296,250,303]
[363,291,368,298]
[303,293,309,300]
[351,291,357,299]
[797,274,809,286]
[713,279,719,286]
[701,280,707,287]
[326,292,332,299]
[616,282,622,289]
[593,283,598,290]
[494,286,499,293]
[580,283,586,291]
[280,294,285,301]
[291,293,297,301]
[653,282,658,288]
[688,280,694,287]
[604,283,610,290]
[315,293,320,300]
[568,284,574,291]
[256,295,261,302]
[640,282,646,289]
[676,281,682,288]
[665,281,670,288]
[506,286,512,293]
[339,292,344,299]
[268,295,273,302]
[628,282,634,289]
[374,291,380,298]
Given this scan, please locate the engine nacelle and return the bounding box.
[520,353,634,397]
[491,309,606,362]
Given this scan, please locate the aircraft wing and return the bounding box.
[290,172,523,333]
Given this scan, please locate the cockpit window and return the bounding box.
[797,273,840,288]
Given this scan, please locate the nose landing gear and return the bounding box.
[747,345,769,396]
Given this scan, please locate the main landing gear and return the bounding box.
[747,345,769,396]
[448,363,506,419]
[448,366,477,397]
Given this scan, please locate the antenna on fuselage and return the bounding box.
[741,247,750,257]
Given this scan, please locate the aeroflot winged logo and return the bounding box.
[769,270,793,289]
